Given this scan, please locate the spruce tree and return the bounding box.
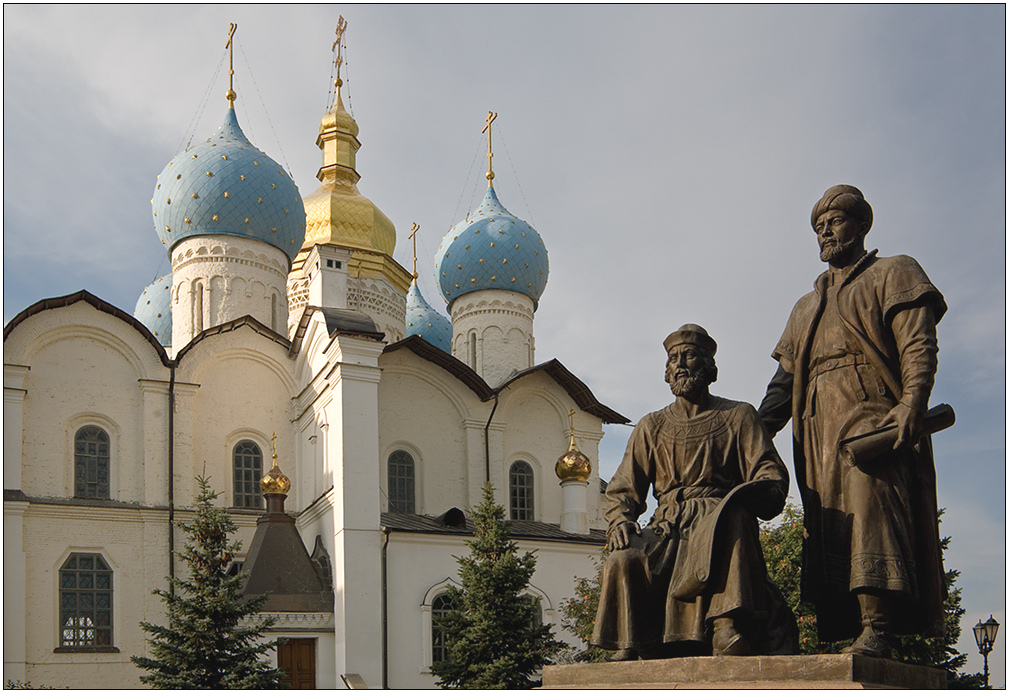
[430,483,564,689]
[131,476,286,688]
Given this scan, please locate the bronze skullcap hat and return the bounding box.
[663,323,717,355]
[811,184,873,230]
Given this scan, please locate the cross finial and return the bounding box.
[332,16,348,95]
[408,222,420,282]
[271,431,278,464]
[482,111,498,187]
[225,23,238,107]
[568,408,576,435]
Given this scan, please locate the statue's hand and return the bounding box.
[607,521,639,551]
[880,401,923,450]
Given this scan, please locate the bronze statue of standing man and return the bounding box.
[759,185,948,657]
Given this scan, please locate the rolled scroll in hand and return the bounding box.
[839,403,955,467]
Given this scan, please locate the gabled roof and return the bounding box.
[382,336,629,424]
[381,511,606,546]
[3,290,172,367]
[174,314,290,362]
[383,335,494,399]
[499,359,630,424]
[289,305,385,356]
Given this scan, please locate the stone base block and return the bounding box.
[541,654,946,689]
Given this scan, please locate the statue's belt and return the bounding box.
[809,353,867,378]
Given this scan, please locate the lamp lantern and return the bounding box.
[973,615,999,688]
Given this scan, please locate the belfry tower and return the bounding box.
[287,19,411,341]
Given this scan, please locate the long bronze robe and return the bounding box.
[759,251,947,641]
[591,396,796,652]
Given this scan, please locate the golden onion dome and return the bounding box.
[555,432,591,482]
[260,462,291,495]
[298,87,396,258]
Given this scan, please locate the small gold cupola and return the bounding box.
[555,409,591,482]
[260,432,291,496]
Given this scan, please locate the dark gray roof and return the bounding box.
[381,511,606,546]
[289,305,385,355]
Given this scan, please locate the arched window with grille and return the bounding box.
[387,450,416,514]
[58,553,114,650]
[74,426,110,499]
[233,440,263,508]
[431,592,456,664]
[509,460,534,520]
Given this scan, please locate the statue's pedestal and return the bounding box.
[541,654,946,689]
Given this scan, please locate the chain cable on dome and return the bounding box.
[449,132,487,229]
[496,123,537,229]
[178,48,227,153]
[236,41,295,178]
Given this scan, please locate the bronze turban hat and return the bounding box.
[663,323,717,355]
[811,184,873,231]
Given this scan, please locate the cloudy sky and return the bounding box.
[4,4,1004,682]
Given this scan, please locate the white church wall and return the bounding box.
[497,372,605,528]
[4,302,169,504]
[377,351,479,515]
[384,532,603,689]
[176,328,298,509]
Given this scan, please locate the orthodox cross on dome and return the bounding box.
[332,16,348,97]
[225,23,238,106]
[271,431,278,465]
[408,222,420,282]
[482,111,498,186]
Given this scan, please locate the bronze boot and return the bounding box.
[712,618,751,656]
[843,592,892,659]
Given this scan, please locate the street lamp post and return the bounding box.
[973,615,1000,689]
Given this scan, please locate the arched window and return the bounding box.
[431,593,456,664]
[509,460,534,521]
[468,332,477,369]
[233,440,263,508]
[388,450,416,514]
[74,426,110,499]
[59,553,113,649]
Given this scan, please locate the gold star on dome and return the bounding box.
[222,155,228,160]
[212,214,218,221]
[185,217,191,224]
[244,218,250,223]
[478,259,484,264]
[206,171,212,177]
[176,174,181,179]
[192,193,198,199]
[191,154,197,159]
[257,198,263,203]
[503,259,508,264]
[254,161,259,166]
[271,184,276,189]
[223,192,230,198]
[490,242,495,247]
[167,198,171,204]
[240,175,246,181]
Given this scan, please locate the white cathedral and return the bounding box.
[2,39,628,689]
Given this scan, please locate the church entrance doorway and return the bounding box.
[278,637,316,689]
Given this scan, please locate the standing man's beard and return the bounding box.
[819,236,860,263]
[668,371,708,399]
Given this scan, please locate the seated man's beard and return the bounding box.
[669,370,707,399]
[819,236,859,262]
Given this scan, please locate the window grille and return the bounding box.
[74,426,110,499]
[59,553,113,648]
[388,450,416,514]
[233,440,263,508]
[509,460,534,520]
[431,593,456,664]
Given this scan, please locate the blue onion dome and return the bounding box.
[151,107,306,263]
[406,283,452,352]
[433,186,549,309]
[133,273,173,347]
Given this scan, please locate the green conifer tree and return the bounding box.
[430,483,564,689]
[131,476,286,689]
[557,552,609,663]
